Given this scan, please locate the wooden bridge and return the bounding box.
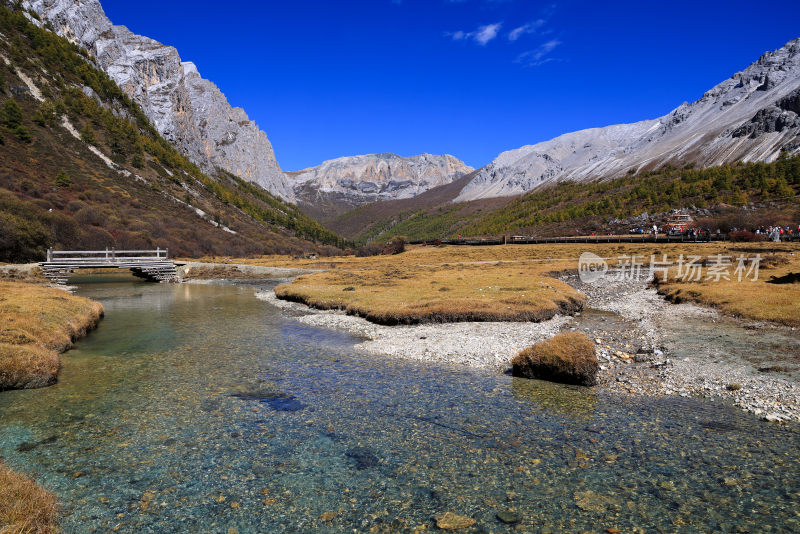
[39,248,178,284]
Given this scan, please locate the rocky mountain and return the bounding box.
[20,0,292,199]
[456,37,800,202]
[288,153,472,221]
[0,6,343,261]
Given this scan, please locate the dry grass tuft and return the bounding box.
[0,462,58,534]
[0,281,104,390]
[511,332,598,386]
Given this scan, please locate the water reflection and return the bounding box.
[511,377,598,422]
[0,278,798,533]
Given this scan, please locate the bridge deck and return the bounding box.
[39,248,178,284]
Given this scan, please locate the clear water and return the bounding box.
[1,276,799,533]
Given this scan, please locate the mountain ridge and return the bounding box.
[456,37,800,202]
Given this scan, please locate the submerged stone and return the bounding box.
[265,396,305,412]
[434,512,476,530]
[230,391,305,412]
[345,446,379,470]
[496,510,521,524]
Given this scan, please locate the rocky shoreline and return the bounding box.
[563,274,800,423]
[257,275,800,424]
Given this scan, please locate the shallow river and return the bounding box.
[1,277,799,533]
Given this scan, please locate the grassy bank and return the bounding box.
[270,246,587,324]
[275,263,585,325]
[234,241,799,327]
[0,281,104,390]
[0,462,58,533]
[653,243,800,326]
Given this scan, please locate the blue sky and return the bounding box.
[101,0,800,171]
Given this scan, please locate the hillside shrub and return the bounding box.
[728,230,765,242]
[53,170,71,188]
[75,206,103,226]
[0,98,22,128]
[12,123,30,142]
[354,243,383,257]
[79,122,95,144]
[0,211,50,262]
[382,236,406,255]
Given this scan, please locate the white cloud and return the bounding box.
[448,22,502,46]
[515,39,562,66]
[508,19,545,41]
[474,23,502,45]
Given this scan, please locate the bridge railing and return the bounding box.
[45,248,169,262]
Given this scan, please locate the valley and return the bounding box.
[1,0,799,532]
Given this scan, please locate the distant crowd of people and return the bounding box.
[598,224,800,241]
[648,225,713,238]
[745,225,800,242]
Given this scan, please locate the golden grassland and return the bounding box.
[0,281,104,390]
[0,462,58,534]
[274,262,585,324]
[199,240,800,326]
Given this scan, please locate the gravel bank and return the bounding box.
[256,290,570,369]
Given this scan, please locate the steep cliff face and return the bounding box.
[456,37,800,202]
[21,0,291,199]
[288,153,473,221]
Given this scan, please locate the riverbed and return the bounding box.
[1,275,799,532]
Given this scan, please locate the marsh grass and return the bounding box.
[0,462,58,534]
[0,281,104,390]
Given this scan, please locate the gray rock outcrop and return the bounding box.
[289,153,472,219]
[733,87,800,138]
[22,0,291,199]
[456,38,800,202]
